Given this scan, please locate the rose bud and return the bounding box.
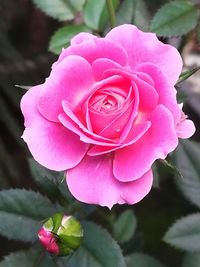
[38,213,83,256]
[38,228,59,254]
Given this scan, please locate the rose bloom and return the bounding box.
[21,24,195,208]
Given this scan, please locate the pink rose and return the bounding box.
[21,24,195,208]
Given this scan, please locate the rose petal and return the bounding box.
[57,37,128,67]
[87,121,151,156]
[95,101,134,139]
[98,81,139,141]
[89,108,122,136]
[135,62,181,124]
[92,58,156,90]
[67,154,153,209]
[88,76,133,136]
[118,81,139,142]
[176,119,195,139]
[21,86,88,171]
[71,32,97,46]
[104,68,158,111]
[92,58,122,81]
[133,77,158,111]
[106,24,182,85]
[37,55,94,122]
[133,72,155,87]
[113,105,178,181]
[59,75,134,145]
[59,111,117,146]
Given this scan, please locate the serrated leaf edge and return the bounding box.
[150,0,199,37]
[33,0,75,22]
[163,213,200,251]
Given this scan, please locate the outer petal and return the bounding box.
[21,86,88,171]
[37,55,94,122]
[106,24,182,85]
[70,32,97,46]
[135,63,181,124]
[113,105,178,181]
[67,155,153,209]
[56,37,128,67]
[176,119,195,139]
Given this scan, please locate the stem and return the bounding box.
[106,0,116,28]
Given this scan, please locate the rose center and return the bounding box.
[83,82,134,137]
[100,96,117,112]
[89,86,126,115]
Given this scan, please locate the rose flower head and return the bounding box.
[21,24,195,209]
[38,213,83,256]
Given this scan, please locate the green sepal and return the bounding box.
[52,213,64,233]
[58,216,84,251]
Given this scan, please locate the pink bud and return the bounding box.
[38,213,83,256]
[38,227,59,254]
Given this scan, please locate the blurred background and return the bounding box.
[0,0,200,266]
[0,0,58,258]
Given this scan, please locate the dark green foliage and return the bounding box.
[113,210,137,243]
[67,222,126,267]
[150,1,199,37]
[164,213,200,251]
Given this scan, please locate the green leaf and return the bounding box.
[174,140,200,209]
[176,67,200,85]
[132,0,151,32]
[0,189,55,219]
[182,252,200,267]
[113,210,137,243]
[150,1,199,37]
[29,158,64,202]
[0,249,55,267]
[83,0,119,31]
[0,189,55,242]
[32,0,75,21]
[0,212,40,242]
[69,0,86,12]
[160,159,183,179]
[163,213,200,251]
[49,24,91,54]
[115,0,150,30]
[116,0,135,25]
[126,253,165,267]
[83,0,105,31]
[67,221,126,267]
